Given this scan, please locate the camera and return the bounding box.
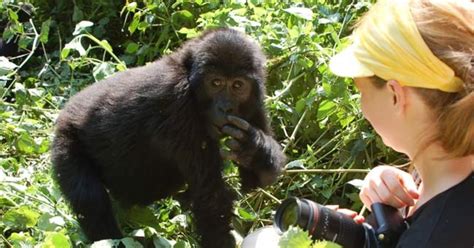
[274,197,407,248]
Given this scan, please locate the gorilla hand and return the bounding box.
[220,115,285,188]
[220,115,259,166]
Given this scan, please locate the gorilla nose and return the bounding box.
[219,103,234,114]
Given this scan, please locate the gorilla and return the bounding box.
[51,28,286,247]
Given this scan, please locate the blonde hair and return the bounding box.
[409,0,474,157]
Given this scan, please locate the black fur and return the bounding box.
[51,28,285,247]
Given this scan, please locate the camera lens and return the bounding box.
[274,197,366,248]
[279,200,299,231]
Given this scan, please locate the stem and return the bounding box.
[283,109,308,153]
[285,168,370,174]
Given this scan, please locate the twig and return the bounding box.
[282,109,308,153]
[285,168,370,174]
[10,19,40,76]
[257,188,281,204]
[0,234,13,247]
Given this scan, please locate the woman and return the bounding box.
[243,0,473,247]
[330,0,473,246]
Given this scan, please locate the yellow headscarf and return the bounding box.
[329,0,464,92]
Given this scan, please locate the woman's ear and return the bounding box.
[386,80,407,114]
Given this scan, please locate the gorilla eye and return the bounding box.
[233,80,244,89]
[211,79,223,87]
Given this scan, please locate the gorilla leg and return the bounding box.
[190,175,237,248]
[52,134,122,241]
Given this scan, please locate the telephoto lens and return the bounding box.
[274,197,366,248]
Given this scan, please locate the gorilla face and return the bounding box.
[187,29,266,141]
[200,72,254,140]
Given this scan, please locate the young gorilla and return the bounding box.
[51,28,286,247]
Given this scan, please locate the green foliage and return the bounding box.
[0,0,403,246]
[279,226,341,248]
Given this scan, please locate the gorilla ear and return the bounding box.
[182,49,195,72]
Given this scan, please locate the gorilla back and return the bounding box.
[51,28,285,247]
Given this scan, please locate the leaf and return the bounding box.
[73,21,93,35]
[284,7,314,21]
[279,226,313,248]
[313,240,342,248]
[295,98,306,114]
[40,19,52,43]
[237,207,256,221]
[3,206,41,229]
[60,48,70,60]
[91,239,120,248]
[173,240,191,248]
[346,179,365,190]
[16,132,36,154]
[0,56,17,76]
[38,213,65,231]
[172,10,194,22]
[127,2,138,12]
[286,159,306,169]
[317,100,336,119]
[7,232,35,247]
[8,9,19,22]
[125,206,161,230]
[40,232,71,248]
[121,237,144,248]
[93,62,116,82]
[100,40,113,53]
[64,37,86,56]
[153,236,174,248]
[129,13,141,34]
[126,42,140,54]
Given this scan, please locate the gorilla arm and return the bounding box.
[220,115,286,191]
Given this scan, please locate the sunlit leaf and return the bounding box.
[3,206,41,229]
[40,232,71,248]
[73,21,93,35]
[0,56,17,75]
[284,7,314,21]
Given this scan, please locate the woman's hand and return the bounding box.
[326,205,365,224]
[359,165,420,210]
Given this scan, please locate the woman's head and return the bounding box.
[330,0,473,158]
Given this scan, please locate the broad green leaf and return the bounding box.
[279,226,313,248]
[314,241,342,248]
[16,132,36,154]
[40,232,71,248]
[8,232,35,247]
[3,206,41,229]
[126,42,140,54]
[8,9,19,22]
[38,213,65,231]
[317,100,337,119]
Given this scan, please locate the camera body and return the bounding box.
[274,197,407,248]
